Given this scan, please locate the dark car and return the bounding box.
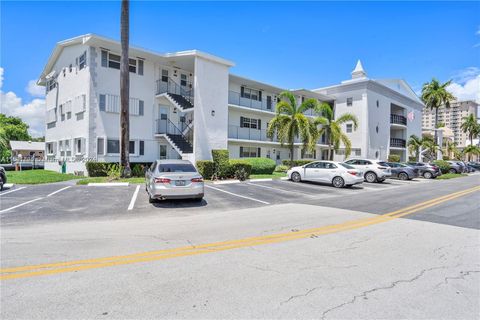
[467,162,480,171]
[385,162,419,180]
[446,161,465,174]
[406,162,441,179]
[0,166,6,191]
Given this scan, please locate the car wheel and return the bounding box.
[291,172,301,183]
[0,175,4,191]
[364,172,377,183]
[448,168,457,174]
[332,176,345,188]
[398,172,409,180]
[423,171,433,179]
[194,197,203,202]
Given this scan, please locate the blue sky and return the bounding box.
[1,1,479,136]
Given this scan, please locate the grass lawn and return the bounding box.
[249,172,287,180]
[76,176,145,185]
[436,173,468,180]
[6,170,81,184]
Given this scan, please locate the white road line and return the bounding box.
[128,185,140,211]
[245,182,317,196]
[46,186,71,197]
[205,185,270,205]
[0,198,43,213]
[0,186,26,196]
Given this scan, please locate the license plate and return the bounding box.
[175,180,186,186]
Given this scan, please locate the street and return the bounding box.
[1,175,479,319]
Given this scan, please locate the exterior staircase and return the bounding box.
[165,134,193,153]
[156,77,194,112]
[167,93,194,110]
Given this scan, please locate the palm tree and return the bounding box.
[421,78,455,147]
[407,134,422,161]
[443,139,459,160]
[462,145,480,162]
[460,114,480,147]
[267,92,319,166]
[313,103,358,160]
[421,138,442,161]
[119,0,131,177]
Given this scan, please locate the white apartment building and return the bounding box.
[39,34,422,174]
[314,61,424,161]
[422,100,479,148]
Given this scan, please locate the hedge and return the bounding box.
[387,154,401,162]
[228,160,252,180]
[85,162,148,177]
[236,157,276,174]
[432,160,451,174]
[196,160,215,179]
[212,149,230,178]
[282,159,315,167]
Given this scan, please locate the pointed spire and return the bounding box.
[351,59,367,79]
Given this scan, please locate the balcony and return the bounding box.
[390,138,406,148]
[390,114,407,126]
[228,125,327,145]
[156,77,194,110]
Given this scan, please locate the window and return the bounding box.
[347,97,353,106]
[129,58,137,73]
[69,64,72,73]
[65,140,71,157]
[101,50,108,67]
[107,139,120,154]
[240,116,261,130]
[97,138,105,155]
[46,79,56,93]
[159,145,167,159]
[240,146,261,158]
[376,100,379,108]
[139,100,144,116]
[46,142,55,155]
[376,125,379,133]
[99,94,106,111]
[241,87,261,101]
[59,140,64,157]
[78,51,86,70]
[74,138,84,155]
[159,163,196,173]
[161,69,168,82]
[180,74,187,86]
[108,53,121,69]
[60,105,65,121]
[139,140,145,156]
[138,60,144,76]
[346,124,353,133]
[129,141,135,154]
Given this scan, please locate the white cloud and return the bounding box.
[447,67,480,103]
[0,67,46,137]
[26,80,45,97]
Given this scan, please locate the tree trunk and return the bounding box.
[434,107,438,145]
[120,0,131,177]
[290,143,294,167]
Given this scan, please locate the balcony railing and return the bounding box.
[390,114,407,126]
[156,77,194,104]
[390,138,406,148]
[156,118,193,145]
[228,91,316,116]
[228,125,327,144]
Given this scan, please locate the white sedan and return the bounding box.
[287,161,364,188]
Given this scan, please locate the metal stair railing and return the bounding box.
[156,118,193,150]
[156,77,194,105]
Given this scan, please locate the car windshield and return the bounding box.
[158,163,197,173]
[339,163,354,169]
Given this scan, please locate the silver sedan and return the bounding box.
[145,160,204,202]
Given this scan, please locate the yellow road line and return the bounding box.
[1,185,479,280]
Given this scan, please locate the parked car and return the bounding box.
[343,159,392,183]
[287,161,364,188]
[0,166,6,191]
[385,162,419,180]
[406,162,441,179]
[446,161,465,174]
[467,162,480,171]
[145,160,204,202]
[458,161,474,173]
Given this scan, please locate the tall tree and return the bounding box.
[407,134,422,161]
[462,145,480,162]
[267,92,318,166]
[421,78,455,147]
[313,103,358,160]
[119,0,131,177]
[460,114,480,147]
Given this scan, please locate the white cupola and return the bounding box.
[351,60,367,79]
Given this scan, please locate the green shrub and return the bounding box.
[131,164,145,177]
[275,165,289,172]
[408,156,417,162]
[196,160,215,179]
[86,162,110,177]
[388,154,401,162]
[282,159,314,167]
[228,160,252,179]
[236,157,276,174]
[432,160,451,174]
[442,156,450,161]
[212,149,230,179]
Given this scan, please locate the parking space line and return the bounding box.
[0,198,43,213]
[0,186,26,196]
[205,185,270,204]
[245,182,318,196]
[46,186,71,197]
[128,185,140,211]
[275,180,337,194]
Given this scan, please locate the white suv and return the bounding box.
[344,159,392,183]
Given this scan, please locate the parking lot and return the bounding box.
[0,176,447,227]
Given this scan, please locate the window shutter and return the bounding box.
[101,50,108,67]
[257,148,261,157]
[259,91,262,102]
[139,100,144,116]
[240,146,243,157]
[240,86,245,98]
[258,119,261,130]
[99,94,106,111]
[138,60,144,75]
[240,116,244,128]
[140,140,145,155]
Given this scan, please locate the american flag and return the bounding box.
[407,111,415,122]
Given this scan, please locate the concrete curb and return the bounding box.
[3,183,15,188]
[87,182,130,187]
